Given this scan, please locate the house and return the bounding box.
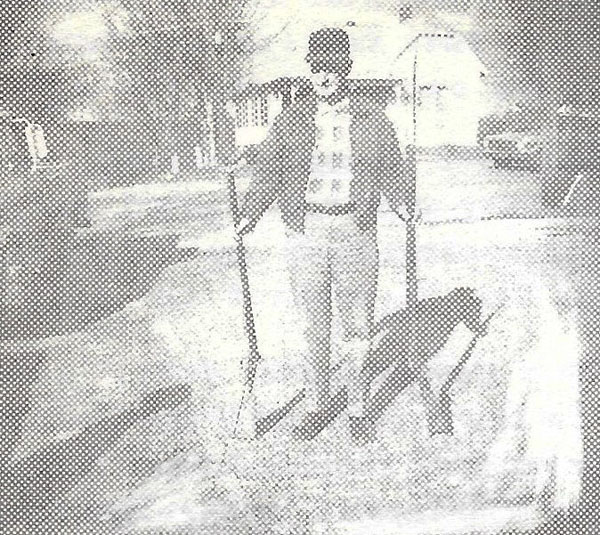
[388,32,493,148]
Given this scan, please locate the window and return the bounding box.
[260,96,268,126]
[252,97,260,126]
[236,102,243,128]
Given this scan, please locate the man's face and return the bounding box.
[309,70,342,99]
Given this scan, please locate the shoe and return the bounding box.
[291,409,330,441]
[426,392,454,436]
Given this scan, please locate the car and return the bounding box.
[542,105,600,207]
[483,131,542,171]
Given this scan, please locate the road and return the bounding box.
[8,157,592,534]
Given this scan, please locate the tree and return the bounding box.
[1,1,251,170]
[104,0,250,169]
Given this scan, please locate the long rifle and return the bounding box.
[210,166,282,530]
[226,167,262,437]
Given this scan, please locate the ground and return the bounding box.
[7,157,589,534]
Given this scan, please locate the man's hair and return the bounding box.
[305,27,352,76]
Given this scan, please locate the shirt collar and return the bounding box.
[316,97,350,116]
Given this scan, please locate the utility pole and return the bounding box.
[405,46,418,310]
[397,32,455,433]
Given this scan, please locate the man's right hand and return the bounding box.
[234,217,252,240]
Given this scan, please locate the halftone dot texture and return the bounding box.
[1,1,597,534]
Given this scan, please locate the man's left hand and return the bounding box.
[396,207,422,224]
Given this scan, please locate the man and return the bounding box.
[236,27,412,438]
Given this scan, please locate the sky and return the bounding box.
[243,0,486,83]
[11,1,515,120]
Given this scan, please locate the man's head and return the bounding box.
[305,27,352,99]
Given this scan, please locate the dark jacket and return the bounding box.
[241,86,411,233]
